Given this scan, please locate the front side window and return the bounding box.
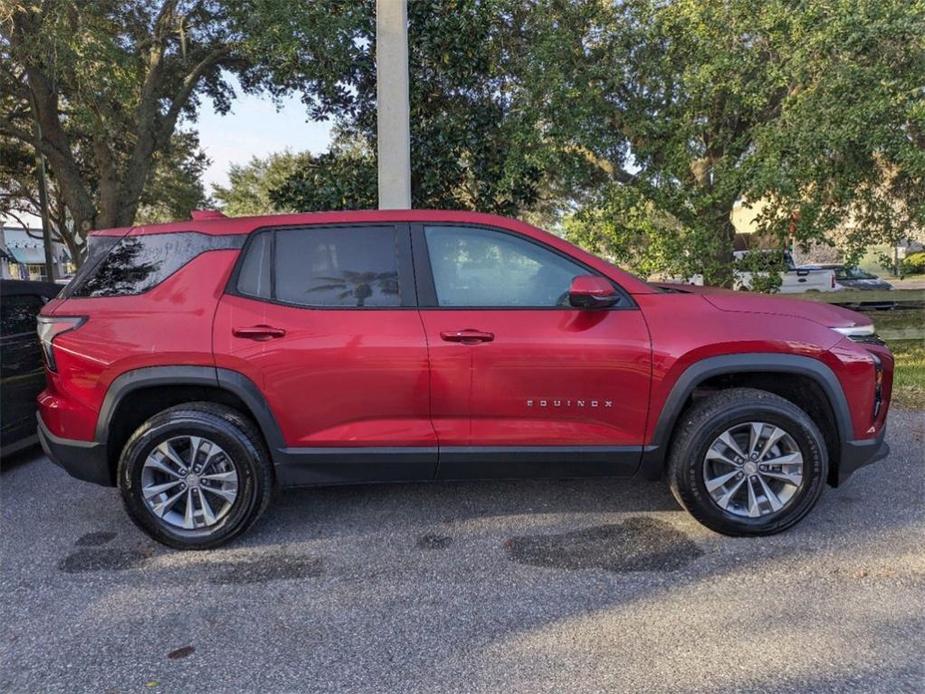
[237,226,401,308]
[424,225,588,307]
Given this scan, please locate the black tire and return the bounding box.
[667,388,827,536]
[117,402,273,550]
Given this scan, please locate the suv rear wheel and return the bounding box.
[668,388,828,536]
[117,403,272,550]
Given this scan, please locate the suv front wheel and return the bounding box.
[118,403,273,550]
[668,388,828,536]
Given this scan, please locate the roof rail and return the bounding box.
[190,209,227,220]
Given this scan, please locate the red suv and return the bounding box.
[37,210,892,549]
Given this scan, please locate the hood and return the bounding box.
[654,283,870,329]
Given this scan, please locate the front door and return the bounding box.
[413,224,651,479]
[213,224,436,484]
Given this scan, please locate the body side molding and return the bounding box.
[437,445,646,480]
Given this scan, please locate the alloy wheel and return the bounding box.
[140,435,239,531]
[702,421,804,518]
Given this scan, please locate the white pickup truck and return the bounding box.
[674,250,841,293]
[733,250,840,293]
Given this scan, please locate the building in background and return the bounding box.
[0,225,73,281]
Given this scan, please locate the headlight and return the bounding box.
[832,324,885,345]
[832,324,874,337]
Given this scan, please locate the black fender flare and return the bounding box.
[96,365,287,455]
[639,353,852,479]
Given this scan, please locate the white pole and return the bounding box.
[375,0,411,209]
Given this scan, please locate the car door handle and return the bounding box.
[440,329,495,344]
[232,325,287,341]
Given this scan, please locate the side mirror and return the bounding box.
[568,275,619,309]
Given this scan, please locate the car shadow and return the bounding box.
[262,475,683,539]
[0,443,45,473]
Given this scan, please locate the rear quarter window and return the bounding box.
[67,232,243,298]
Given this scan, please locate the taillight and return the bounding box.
[36,316,86,371]
[831,273,835,289]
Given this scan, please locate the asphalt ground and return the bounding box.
[2,408,923,693]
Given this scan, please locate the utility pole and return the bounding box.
[375,0,411,209]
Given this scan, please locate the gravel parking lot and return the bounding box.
[2,408,923,693]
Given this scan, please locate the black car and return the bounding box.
[817,265,896,310]
[825,265,894,291]
[1,279,61,456]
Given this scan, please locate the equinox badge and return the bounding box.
[527,399,614,408]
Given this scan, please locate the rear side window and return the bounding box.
[1,294,45,335]
[67,232,243,297]
[236,226,401,308]
[236,231,272,299]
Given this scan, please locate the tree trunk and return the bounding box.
[703,206,737,287]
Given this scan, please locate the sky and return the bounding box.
[4,79,333,230]
[195,78,333,192]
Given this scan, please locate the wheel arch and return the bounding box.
[98,366,286,481]
[640,354,851,483]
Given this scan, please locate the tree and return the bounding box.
[1,129,209,261]
[0,0,350,258]
[522,0,925,285]
[267,139,377,213]
[134,131,211,225]
[213,150,314,216]
[268,0,547,217]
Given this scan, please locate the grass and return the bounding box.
[870,310,925,408]
[871,308,924,335]
[888,340,925,408]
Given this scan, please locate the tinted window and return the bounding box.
[60,235,120,297]
[274,227,400,307]
[424,226,587,307]
[69,232,242,297]
[1,294,45,335]
[236,231,272,299]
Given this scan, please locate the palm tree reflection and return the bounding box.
[308,271,399,307]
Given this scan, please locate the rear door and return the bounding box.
[413,224,652,479]
[213,224,436,484]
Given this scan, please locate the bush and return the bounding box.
[902,251,925,275]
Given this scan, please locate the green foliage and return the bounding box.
[3,0,922,290]
[212,142,378,215]
[268,141,377,212]
[212,150,313,216]
[267,0,544,215]
[902,251,925,275]
[733,250,786,294]
[563,187,691,280]
[1,0,360,255]
[135,132,211,225]
[746,0,925,266]
[526,0,925,286]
